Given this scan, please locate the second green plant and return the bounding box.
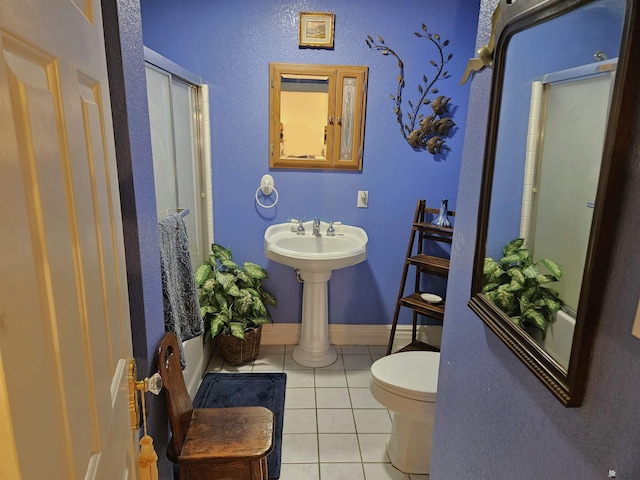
[483,238,563,334]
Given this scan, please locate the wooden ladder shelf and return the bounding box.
[387,199,455,355]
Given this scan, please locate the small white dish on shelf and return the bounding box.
[420,293,443,304]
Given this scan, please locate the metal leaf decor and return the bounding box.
[366,23,455,155]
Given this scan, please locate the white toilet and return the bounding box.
[370,350,440,474]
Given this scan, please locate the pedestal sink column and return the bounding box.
[292,269,338,367]
[265,221,367,367]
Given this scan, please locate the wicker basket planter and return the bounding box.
[216,326,262,365]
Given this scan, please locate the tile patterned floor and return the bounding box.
[205,345,430,480]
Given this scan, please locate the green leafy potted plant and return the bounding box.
[194,243,277,365]
[482,237,563,338]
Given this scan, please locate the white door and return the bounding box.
[0,0,139,479]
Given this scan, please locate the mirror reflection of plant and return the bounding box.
[194,244,277,340]
[365,23,455,154]
[483,238,563,334]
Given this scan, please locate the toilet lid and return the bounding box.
[371,351,440,402]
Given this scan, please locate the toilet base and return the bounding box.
[386,412,434,474]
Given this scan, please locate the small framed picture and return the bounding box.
[299,12,335,49]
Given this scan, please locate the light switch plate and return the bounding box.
[632,298,640,340]
[357,191,368,208]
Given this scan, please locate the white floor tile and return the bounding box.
[320,462,366,479]
[350,387,385,408]
[284,354,314,370]
[252,364,283,372]
[317,408,356,433]
[371,353,385,362]
[283,408,317,434]
[205,354,223,371]
[354,409,392,433]
[316,355,345,370]
[341,345,371,354]
[281,433,318,463]
[279,463,319,480]
[251,354,284,371]
[343,354,374,370]
[284,369,315,388]
[346,369,372,387]
[285,388,316,409]
[357,433,391,463]
[363,462,410,480]
[316,387,351,408]
[318,433,361,462]
[368,345,387,355]
[220,362,253,372]
[315,369,347,387]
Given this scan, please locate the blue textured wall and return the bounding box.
[140,0,480,327]
[102,0,173,477]
[431,0,640,478]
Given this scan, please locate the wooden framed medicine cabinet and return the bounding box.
[269,63,368,170]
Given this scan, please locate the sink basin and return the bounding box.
[264,220,368,367]
[264,221,368,272]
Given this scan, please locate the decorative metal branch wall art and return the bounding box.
[366,24,455,155]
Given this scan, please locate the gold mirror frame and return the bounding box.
[468,0,638,406]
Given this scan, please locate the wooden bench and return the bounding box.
[156,333,274,479]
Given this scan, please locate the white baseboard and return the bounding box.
[260,323,442,349]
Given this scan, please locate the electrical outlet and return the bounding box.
[357,191,368,208]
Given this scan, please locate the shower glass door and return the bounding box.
[145,56,207,267]
[526,65,616,313]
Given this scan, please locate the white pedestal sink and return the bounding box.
[265,220,368,367]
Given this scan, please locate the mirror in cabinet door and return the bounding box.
[269,63,368,170]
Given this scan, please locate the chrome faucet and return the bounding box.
[296,219,305,235]
[313,217,321,236]
[326,221,335,236]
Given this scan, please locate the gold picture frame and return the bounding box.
[299,12,335,49]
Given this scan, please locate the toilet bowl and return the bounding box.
[370,351,440,474]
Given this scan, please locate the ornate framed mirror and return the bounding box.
[468,0,638,406]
